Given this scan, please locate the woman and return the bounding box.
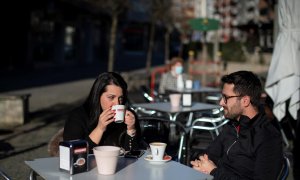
[63,72,141,152]
[159,57,189,94]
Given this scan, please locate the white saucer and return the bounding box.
[144,154,172,165]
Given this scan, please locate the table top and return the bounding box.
[166,87,220,94]
[25,153,213,180]
[132,102,220,114]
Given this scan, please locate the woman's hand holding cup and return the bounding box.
[97,108,115,131]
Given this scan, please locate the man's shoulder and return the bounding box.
[255,113,281,137]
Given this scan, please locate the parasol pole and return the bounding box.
[201,0,207,86]
[201,31,207,86]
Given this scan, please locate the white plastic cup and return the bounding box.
[93,146,121,175]
[169,94,181,107]
[185,80,193,89]
[149,142,167,161]
[112,105,125,123]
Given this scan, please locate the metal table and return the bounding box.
[25,153,213,180]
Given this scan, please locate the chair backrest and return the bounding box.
[139,85,169,103]
[138,116,189,164]
[189,107,228,139]
[133,106,157,117]
[188,108,228,162]
[277,156,290,180]
[205,93,222,105]
[189,116,229,139]
[140,85,154,103]
[48,128,64,157]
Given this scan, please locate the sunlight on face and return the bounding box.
[100,85,123,110]
[220,83,242,120]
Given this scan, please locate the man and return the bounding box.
[191,71,284,179]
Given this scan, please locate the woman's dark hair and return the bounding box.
[84,72,128,127]
[221,71,262,108]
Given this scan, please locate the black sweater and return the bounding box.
[63,106,141,153]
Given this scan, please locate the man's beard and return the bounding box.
[224,107,240,120]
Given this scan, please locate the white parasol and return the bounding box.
[265,0,300,121]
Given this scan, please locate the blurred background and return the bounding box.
[2,0,275,76]
[2,0,298,179]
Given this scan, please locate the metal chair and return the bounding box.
[140,85,155,103]
[133,106,157,117]
[189,107,228,140]
[189,116,229,140]
[140,85,169,103]
[138,116,189,165]
[135,85,169,117]
[187,108,228,162]
[0,168,11,180]
[278,155,290,180]
[205,93,222,104]
[48,128,64,157]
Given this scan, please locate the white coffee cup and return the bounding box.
[112,105,125,123]
[149,142,167,161]
[93,146,121,175]
[169,94,181,107]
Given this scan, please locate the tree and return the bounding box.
[170,1,195,59]
[86,0,130,71]
[162,1,175,64]
[145,0,173,75]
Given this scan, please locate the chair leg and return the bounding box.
[0,169,11,180]
[186,112,194,127]
[169,124,177,144]
[178,133,189,165]
[280,128,290,149]
[29,170,37,180]
[177,134,184,163]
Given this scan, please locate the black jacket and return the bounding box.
[207,113,284,180]
[63,106,141,152]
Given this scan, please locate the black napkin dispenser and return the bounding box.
[59,139,88,175]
